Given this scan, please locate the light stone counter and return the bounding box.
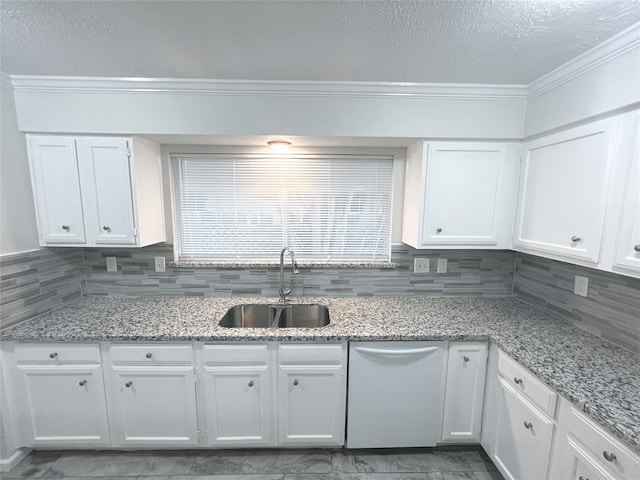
[2,296,638,454]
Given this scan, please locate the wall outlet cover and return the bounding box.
[105,257,117,272]
[154,256,166,273]
[414,258,430,273]
[574,275,589,297]
[437,258,448,274]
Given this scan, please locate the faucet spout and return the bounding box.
[279,247,299,303]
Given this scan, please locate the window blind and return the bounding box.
[171,154,393,262]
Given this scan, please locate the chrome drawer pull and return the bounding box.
[514,377,523,385]
[523,421,533,429]
[49,352,58,359]
[602,451,617,462]
[78,380,87,387]
[125,381,133,388]
[146,353,152,359]
[463,356,470,362]
[248,381,254,387]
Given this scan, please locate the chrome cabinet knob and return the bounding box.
[602,451,617,462]
[634,244,640,252]
[125,381,133,388]
[293,379,299,386]
[514,377,523,385]
[145,353,152,359]
[571,236,581,242]
[248,381,254,387]
[436,227,443,233]
[523,421,533,429]
[103,226,111,232]
[578,477,589,480]
[49,352,58,359]
[78,380,87,387]
[61,225,70,231]
[463,356,470,362]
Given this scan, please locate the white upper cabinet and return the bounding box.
[27,135,165,248]
[514,118,619,265]
[612,114,640,274]
[402,141,518,249]
[75,138,137,245]
[27,136,86,244]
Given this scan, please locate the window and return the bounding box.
[171,154,393,263]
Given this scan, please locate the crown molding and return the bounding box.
[0,72,14,89]
[9,75,528,100]
[527,21,640,99]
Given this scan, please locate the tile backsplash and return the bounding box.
[513,253,640,354]
[0,248,84,329]
[82,244,516,298]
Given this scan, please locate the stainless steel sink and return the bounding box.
[219,304,330,328]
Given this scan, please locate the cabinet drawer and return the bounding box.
[15,343,101,364]
[278,343,344,364]
[498,350,557,417]
[201,344,269,365]
[109,344,194,365]
[567,407,640,480]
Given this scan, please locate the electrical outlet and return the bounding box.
[414,258,430,273]
[574,275,589,297]
[437,258,448,274]
[154,257,166,273]
[105,257,117,272]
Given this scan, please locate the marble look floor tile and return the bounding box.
[453,451,499,472]
[42,452,197,477]
[4,452,63,478]
[285,473,430,479]
[141,476,284,480]
[428,471,504,480]
[190,450,331,475]
[332,449,472,473]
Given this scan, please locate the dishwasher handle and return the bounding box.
[353,346,439,356]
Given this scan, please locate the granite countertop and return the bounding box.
[2,295,639,454]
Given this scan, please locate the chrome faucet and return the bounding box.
[279,247,299,303]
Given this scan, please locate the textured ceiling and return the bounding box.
[1,0,640,84]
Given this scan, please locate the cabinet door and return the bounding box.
[614,116,640,273]
[422,143,507,245]
[27,136,86,244]
[16,364,109,446]
[441,342,488,442]
[515,119,618,264]
[201,366,272,447]
[493,378,555,480]
[76,137,137,245]
[107,366,198,446]
[552,435,618,480]
[278,365,345,446]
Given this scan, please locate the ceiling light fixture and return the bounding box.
[267,140,292,152]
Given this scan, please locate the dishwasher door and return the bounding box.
[347,341,444,448]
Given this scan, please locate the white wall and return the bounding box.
[524,38,640,137]
[13,80,527,140]
[0,77,39,255]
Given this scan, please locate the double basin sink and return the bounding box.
[219,304,330,329]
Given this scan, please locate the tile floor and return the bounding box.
[4,447,504,480]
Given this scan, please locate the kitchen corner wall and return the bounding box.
[82,244,516,298]
[513,253,640,354]
[0,248,84,329]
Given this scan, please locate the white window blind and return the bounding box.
[171,154,393,262]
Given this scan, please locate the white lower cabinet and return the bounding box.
[10,343,110,447]
[199,344,272,447]
[493,377,556,480]
[441,342,488,442]
[550,397,640,480]
[197,342,346,448]
[104,344,198,447]
[277,343,346,446]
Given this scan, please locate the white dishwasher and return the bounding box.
[347,341,444,448]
